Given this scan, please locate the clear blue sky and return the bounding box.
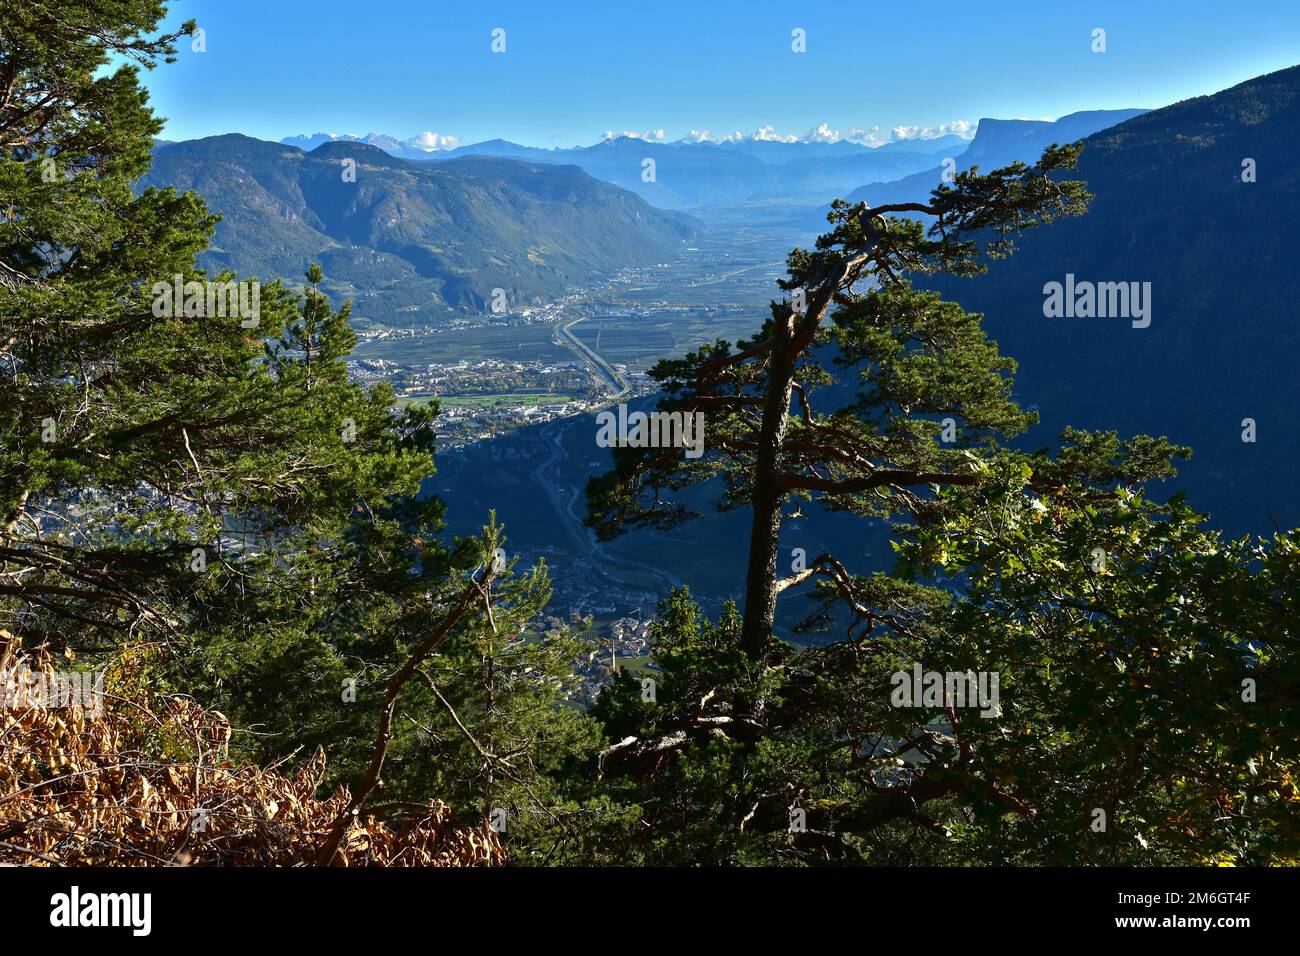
[141,0,1300,147]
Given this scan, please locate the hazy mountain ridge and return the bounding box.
[141,135,696,321]
[843,108,1148,209]
[281,131,978,208]
[281,130,462,160]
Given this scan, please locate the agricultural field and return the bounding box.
[568,308,765,372]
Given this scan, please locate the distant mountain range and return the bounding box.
[842,109,1148,210]
[687,109,1145,230]
[922,66,1300,534]
[280,118,1153,213]
[281,131,463,161]
[281,131,974,208]
[140,135,695,322]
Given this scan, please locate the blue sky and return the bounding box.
[142,0,1300,147]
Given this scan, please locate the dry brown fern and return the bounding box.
[0,639,501,867]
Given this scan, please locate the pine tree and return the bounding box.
[1,3,594,857]
[587,146,1090,659]
[584,150,1299,864]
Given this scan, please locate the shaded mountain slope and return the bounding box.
[925,67,1300,532]
[141,135,696,322]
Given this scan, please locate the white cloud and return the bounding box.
[752,125,798,143]
[890,119,978,141]
[603,128,666,142]
[803,122,840,143]
[406,131,461,152]
[844,126,890,147]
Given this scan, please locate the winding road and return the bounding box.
[513,305,684,594]
[555,314,629,401]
